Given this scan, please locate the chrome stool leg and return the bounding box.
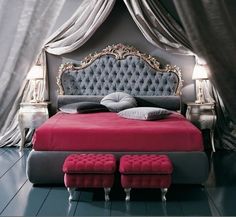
[67,187,76,201]
[124,188,131,201]
[104,187,111,201]
[162,199,167,215]
[161,188,168,202]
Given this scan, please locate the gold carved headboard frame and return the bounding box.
[57,43,183,95]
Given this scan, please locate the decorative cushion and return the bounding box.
[100,92,137,112]
[59,102,108,114]
[118,107,171,120]
[63,154,116,174]
[119,155,173,174]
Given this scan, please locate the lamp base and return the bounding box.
[195,80,205,104]
[30,84,41,103]
[195,99,204,104]
[30,99,41,103]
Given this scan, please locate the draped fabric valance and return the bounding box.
[44,0,116,55]
[123,0,192,54]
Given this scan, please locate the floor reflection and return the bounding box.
[1,148,236,216]
[205,150,236,215]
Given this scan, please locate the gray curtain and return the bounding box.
[40,0,116,101]
[0,0,115,147]
[173,0,236,123]
[123,0,192,54]
[212,87,236,150]
[45,0,116,55]
[174,0,236,149]
[0,0,65,147]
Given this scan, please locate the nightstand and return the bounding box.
[186,102,217,152]
[18,102,50,150]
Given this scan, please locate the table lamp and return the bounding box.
[192,63,209,104]
[27,65,44,103]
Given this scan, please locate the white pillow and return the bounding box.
[101,92,137,112]
[118,107,171,120]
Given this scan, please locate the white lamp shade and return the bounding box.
[192,64,209,80]
[27,65,44,80]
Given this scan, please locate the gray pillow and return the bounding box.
[59,102,108,114]
[100,92,137,112]
[118,107,171,120]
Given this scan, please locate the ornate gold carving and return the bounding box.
[57,62,75,95]
[57,43,183,95]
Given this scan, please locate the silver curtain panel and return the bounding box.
[123,0,192,54]
[41,0,116,100]
[0,0,115,147]
[0,0,65,147]
[45,0,116,55]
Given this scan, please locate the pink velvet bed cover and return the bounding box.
[33,112,203,152]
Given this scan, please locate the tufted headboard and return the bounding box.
[57,44,183,111]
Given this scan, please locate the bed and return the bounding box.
[27,44,209,185]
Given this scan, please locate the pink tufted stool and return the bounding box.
[119,155,173,201]
[63,154,116,201]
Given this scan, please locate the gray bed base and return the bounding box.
[27,150,209,185]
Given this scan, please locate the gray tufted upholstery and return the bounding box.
[61,55,179,96]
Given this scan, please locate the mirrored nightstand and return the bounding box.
[186,102,217,152]
[18,102,50,150]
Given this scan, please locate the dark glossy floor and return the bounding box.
[0,147,236,216]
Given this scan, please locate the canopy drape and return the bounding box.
[0,0,115,147]
[44,0,116,55]
[40,0,116,101]
[0,0,65,147]
[123,0,192,54]
[174,0,236,149]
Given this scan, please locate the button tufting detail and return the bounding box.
[119,155,173,175]
[63,154,116,174]
[61,56,179,96]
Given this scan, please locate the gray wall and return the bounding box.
[47,0,195,113]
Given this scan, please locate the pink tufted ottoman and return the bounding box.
[63,154,116,201]
[119,155,173,201]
